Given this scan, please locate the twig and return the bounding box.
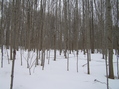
[82,63,87,67]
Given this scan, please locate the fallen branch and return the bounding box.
[94,79,106,84]
[94,79,111,89]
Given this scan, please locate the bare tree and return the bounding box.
[106,0,114,79]
[0,0,4,68]
[90,0,94,54]
[85,0,91,74]
[10,0,17,88]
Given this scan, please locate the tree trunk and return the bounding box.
[36,49,39,66]
[10,50,16,89]
[90,0,94,54]
[106,0,114,79]
[86,0,91,74]
[10,0,17,88]
[116,0,119,79]
[105,49,109,89]
[0,0,4,68]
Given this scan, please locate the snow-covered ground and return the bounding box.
[0,49,119,89]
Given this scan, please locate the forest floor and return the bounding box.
[0,49,119,89]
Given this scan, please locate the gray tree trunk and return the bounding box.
[10,0,17,89]
[0,0,4,68]
[106,0,114,79]
[86,0,91,74]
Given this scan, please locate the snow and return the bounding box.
[0,49,119,89]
